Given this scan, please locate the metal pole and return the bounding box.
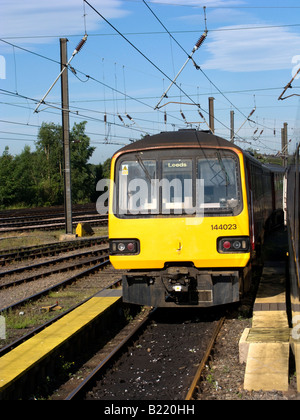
[230,110,235,143]
[295,146,299,259]
[209,97,215,134]
[60,38,73,235]
[281,127,285,167]
[284,122,288,167]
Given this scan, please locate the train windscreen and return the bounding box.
[115,149,242,217]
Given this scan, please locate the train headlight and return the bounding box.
[217,237,250,253]
[109,239,140,255]
[233,240,242,250]
[117,243,126,252]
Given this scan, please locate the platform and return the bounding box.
[0,288,122,399]
[240,260,291,392]
[291,312,300,392]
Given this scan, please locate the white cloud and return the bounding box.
[177,9,250,25]
[201,25,300,72]
[0,0,129,40]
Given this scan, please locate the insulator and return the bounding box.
[181,112,186,121]
[118,114,124,123]
[195,31,207,49]
[198,110,204,119]
[104,114,107,123]
[260,130,264,135]
[254,129,258,135]
[164,111,167,123]
[249,108,256,117]
[69,66,77,75]
[75,34,88,53]
[126,114,133,121]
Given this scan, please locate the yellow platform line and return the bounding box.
[0,295,121,392]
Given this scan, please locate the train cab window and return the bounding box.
[118,159,158,215]
[115,149,242,218]
[162,159,193,214]
[197,154,241,214]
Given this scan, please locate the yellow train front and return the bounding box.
[108,129,274,307]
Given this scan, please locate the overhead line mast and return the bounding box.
[34,34,88,114]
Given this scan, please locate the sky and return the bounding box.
[0,0,300,164]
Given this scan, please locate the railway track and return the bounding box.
[0,215,107,233]
[0,239,226,402]
[0,204,107,233]
[59,309,225,401]
[0,240,110,313]
[0,236,107,266]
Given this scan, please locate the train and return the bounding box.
[108,129,284,307]
[286,149,300,321]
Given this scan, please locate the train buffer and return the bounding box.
[239,260,299,392]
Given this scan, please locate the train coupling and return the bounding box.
[165,267,190,293]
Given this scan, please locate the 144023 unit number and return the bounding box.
[211,224,237,231]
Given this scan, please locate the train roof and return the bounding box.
[114,129,244,157]
[264,163,285,173]
[112,129,285,173]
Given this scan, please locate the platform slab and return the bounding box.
[240,260,291,392]
[0,295,121,393]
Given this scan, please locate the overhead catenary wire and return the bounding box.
[82,0,208,119]
[0,38,189,129]
[0,88,161,138]
[140,0,262,140]
[149,0,208,110]
[142,0,256,125]
[0,8,290,155]
[0,36,293,138]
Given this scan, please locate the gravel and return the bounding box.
[197,315,299,400]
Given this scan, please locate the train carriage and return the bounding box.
[108,129,283,307]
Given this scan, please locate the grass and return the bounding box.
[1,283,104,345]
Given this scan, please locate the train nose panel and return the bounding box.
[122,267,240,307]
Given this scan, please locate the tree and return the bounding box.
[0,121,106,209]
[69,121,95,203]
[0,147,17,207]
[35,122,64,205]
[34,121,95,205]
[13,145,37,206]
[102,158,112,179]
